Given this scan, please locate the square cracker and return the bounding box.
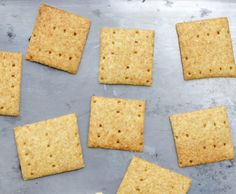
[14,113,84,180]
[99,28,154,86]
[170,106,234,167]
[117,157,192,194]
[0,52,22,116]
[176,17,236,80]
[88,96,145,152]
[26,4,91,74]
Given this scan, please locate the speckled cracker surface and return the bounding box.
[117,157,192,194]
[88,96,145,152]
[176,17,236,80]
[99,28,154,86]
[14,113,84,180]
[26,4,91,74]
[0,52,22,116]
[170,106,234,167]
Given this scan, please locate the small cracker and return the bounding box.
[176,17,236,80]
[26,4,91,74]
[99,28,154,86]
[14,113,84,180]
[117,157,192,194]
[88,96,145,152]
[170,106,234,167]
[0,52,22,116]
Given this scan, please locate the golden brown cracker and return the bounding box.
[170,106,234,167]
[99,28,154,86]
[176,17,236,80]
[0,52,22,116]
[14,113,84,180]
[26,4,91,74]
[88,96,145,152]
[117,157,192,194]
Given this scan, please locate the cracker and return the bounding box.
[117,157,192,194]
[88,96,145,152]
[99,28,154,86]
[26,4,91,74]
[0,52,22,116]
[170,106,234,167]
[176,17,236,80]
[14,113,84,180]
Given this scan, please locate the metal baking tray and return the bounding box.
[0,0,235,193]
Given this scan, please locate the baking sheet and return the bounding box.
[0,0,236,193]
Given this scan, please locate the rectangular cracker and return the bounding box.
[99,28,154,86]
[0,52,22,116]
[170,106,234,167]
[88,96,145,152]
[176,17,236,80]
[117,157,192,194]
[26,4,91,74]
[14,113,84,180]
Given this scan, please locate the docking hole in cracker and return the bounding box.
[26,4,91,74]
[0,52,22,116]
[176,17,236,80]
[88,96,145,152]
[99,28,154,86]
[170,106,234,167]
[117,157,192,194]
[14,113,84,180]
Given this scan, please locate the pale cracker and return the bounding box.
[0,52,22,116]
[176,17,236,80]
[99,28,154,86]
[88,96,145,152]
[26,4,91,74]
[117,157,192,194]
[14,113,84,180]
[170,106,234,167]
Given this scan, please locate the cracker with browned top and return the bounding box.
[88,96,145,152]
[26,4,91,74]
[0,52,22,116]
[99,28,154,86]
[14,113,84,180]
[117,157,192,194]
[170,106,234,167]
[176,17,236,80]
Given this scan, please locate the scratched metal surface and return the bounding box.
[0,0,236,193]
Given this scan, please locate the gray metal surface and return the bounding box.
[0,0,235,193]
